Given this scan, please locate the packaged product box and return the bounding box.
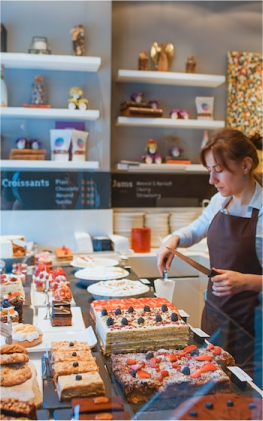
[195,97,214,120]
[71,129,89,162]
[50,129,72,161]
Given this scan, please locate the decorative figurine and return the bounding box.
[31,75,45,105]
[68,87,89,110]
[138,51,148,71]
[170,145,184,158]
[186,56,197,73]
[28,36,51,54]
[169,109,190,119]
[142,138,162,164]
[16,138,27,150]
[150,42,175,71]
[130,92,143,103]
[148,100,159,110]
[70,25,85,56]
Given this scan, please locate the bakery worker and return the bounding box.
[156,128,263,385]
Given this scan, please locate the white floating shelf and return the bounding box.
[116,163,207,173]
[116,117,225,130]
[1,52,101,72]
[0,160,99,170]
[116,69,226,87]
[1,107,100,121]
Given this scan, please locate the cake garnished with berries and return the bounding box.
[111,344,235,404]
[91,297,189,355]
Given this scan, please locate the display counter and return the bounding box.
[1,260,262,421]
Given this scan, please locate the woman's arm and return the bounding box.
[211,268,263,296]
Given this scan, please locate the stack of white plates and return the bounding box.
[113,212,145,245]
[169,207,202,233]
[145,213,170,248]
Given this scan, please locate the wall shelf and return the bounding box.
[0,160,99,170]
[116,117,225,129]
[1,52,101,72]
[115,163,206,173]
[116,69,226,87]
[1,107,100,121]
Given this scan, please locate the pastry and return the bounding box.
[0,363,32,387]
[56,371,105,401]
[2,292,24,323]
[72,396,124,413]
[0,306,19,323]
[52,349,94,363]
[51,302,72,327]
[55,246,73,261]
[111,344,235,404]
[91,297,189,355]
[170,393,263,420]
[53,284,72,301]
[33,264,52,292]
[0,352,29,365]
[51,340,91,352]
[0,398,37,420]
[0,274,25,301]
[12,323,43,348]
[52,359,99,382]
[0,344,28,354]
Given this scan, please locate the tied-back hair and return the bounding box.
[199,128,262,185]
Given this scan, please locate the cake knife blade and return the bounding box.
[166,247,220,277]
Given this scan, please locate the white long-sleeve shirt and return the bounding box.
[172,181,263,267]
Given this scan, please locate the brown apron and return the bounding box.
[201,207,262,378]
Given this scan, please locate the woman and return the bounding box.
[157,128,262,382]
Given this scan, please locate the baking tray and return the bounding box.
[42,352,118,410]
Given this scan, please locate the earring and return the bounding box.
[243,174,248,181]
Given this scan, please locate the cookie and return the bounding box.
[0,352,29,365]
[0,344,28,355]
[0,363,32,387]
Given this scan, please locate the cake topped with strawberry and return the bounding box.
[33,264,52,292]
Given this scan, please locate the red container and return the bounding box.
[131,227,151,253]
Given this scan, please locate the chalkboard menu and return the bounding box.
[1,171,111,210]
[112,172,216,208]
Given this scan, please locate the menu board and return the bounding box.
[0,170,111,210]
[112,172,215,208]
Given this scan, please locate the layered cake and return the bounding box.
[170,393,263,420]
[33,264,52,292]
[0,306,19,323]
[0,274,25,300]
[91,297,189,355]
[50,341,105,402]
[2,292,24,323]
[51,301,72,326]
[72,396,130,421]
[55,245,73,261]
[110,344,235,404]
[0,235,26,258]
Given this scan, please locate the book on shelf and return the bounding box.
[166,159,192,164]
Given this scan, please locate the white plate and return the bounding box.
[70,256,119,269]
[36,306,85,333]
[74,266,129,281]
[30,284,76,308]
[87,279,149,299]
[0,326,97,352]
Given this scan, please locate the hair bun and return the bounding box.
[249,132,262,150]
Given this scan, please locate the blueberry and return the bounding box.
[206,402,213,409]
[190,410,197,417]
[146,352,154,360]
[181,366,190,375]
[115,308,121,315]
[156,314,162,323]
[131,370,137,378]
[1,300,11,308]
[106,317,114,326]
[128,306,134,313]
[249,403,256,409]
[72,352,77,356]
[73,362,78,367]
[161,304,168,312]
[170,312,178,322]
[75,375,82,381]
[144,305,150,312]
[190,349,199,356]
[138,317,144,325]
[101,309,108,316]
[121,317,128,325]
[227,400,233,407]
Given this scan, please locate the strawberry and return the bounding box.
[184,344,197,354]
[200,362,218,373]
[130,364,141,371]
[172,363,180,369]
[190,369,202,378]
[126,359,137,365]
[160,370,169,378]
[137,370,151,379]
[213,346,222,355]
[206,343,214,350]
[149,357,157,368]
[168,354,178,362]
[194,355,212,361]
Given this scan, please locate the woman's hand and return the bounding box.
[156,235,180,277]
[211,268,248,297]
